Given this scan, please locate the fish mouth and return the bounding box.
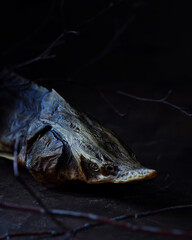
[113,168,157,183]
[84,168,157,184]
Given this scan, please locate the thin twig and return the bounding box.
[73,203,192,235]
[0,230,56,240]
[73,0,126,30]
[1,202,192,238]
[99,91,127,117]
[0,55,56,80]
[0,0,133,82]
[1,0,115,79]
[0,0,57,58]
[0,30,65,80]
[12,138,68,233]
[117,90,192,117]
[39,33,64,57]
[13,137,20,177]
[0,230,76,240]
[14,55,56,70]
[118,90,173,102]
[70,16,135,80]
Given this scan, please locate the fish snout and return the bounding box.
[114,167,157,183]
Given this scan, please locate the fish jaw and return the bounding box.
[81,167,157,184]
[112,168,157,183]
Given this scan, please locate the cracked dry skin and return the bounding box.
[0,74,156,185]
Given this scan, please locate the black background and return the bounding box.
[1,0,192,86]
[0,1,192,240]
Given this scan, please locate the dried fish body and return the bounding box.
[0,74,156,185]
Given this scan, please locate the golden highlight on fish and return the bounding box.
[0,74,156,185]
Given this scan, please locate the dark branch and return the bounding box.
[117,90,192,117]
[1,202,192,239]
[13,137,20,177]
[73,203,192,235]
[39,33,64,58]
[0,30,65,80]
[12,138,68,233]
[99,91,127,117]
[0,230,56,240]
[70,16,135,80]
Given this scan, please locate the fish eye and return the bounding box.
[89,163,99,171]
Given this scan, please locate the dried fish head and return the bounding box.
[39,90,157,184]
[63,114,156,184]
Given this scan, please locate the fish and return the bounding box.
[0,74,156,185]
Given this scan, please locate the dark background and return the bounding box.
[1,0,192,86]
[0,1,192,240]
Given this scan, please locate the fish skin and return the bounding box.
[0,74,156,185]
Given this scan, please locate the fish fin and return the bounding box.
[0,152,14,161]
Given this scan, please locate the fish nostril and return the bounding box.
[103,164,119,175]
[105,165,114,172]
[100,164,119,176]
